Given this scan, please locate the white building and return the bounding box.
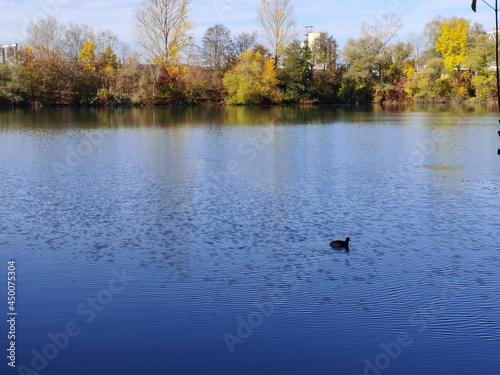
[0,44,18,63]
[303,26,321,48]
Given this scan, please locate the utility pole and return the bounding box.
[472,0,500,155]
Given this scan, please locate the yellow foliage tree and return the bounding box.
[435,18,470,74]
[223,50,282,104]
[79,41,96,72]
[99,46,118,76]
[97,45,118,90]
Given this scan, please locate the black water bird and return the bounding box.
[330,237,350,250]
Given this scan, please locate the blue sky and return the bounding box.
[0,0,495,50]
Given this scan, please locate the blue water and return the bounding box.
[0,107,499,375]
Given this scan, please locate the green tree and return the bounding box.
[341,14,404,103]
[279,40,313,102]
[375,42,413,101]
[0,63,22,105]
[423,16,446,55]
[341,36,382,102]
[465,32,495,100]
[404,57,451,101]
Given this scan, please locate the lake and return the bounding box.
[0,106,499,375]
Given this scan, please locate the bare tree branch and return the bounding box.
[257,0,297,66]
[134,0,194,64]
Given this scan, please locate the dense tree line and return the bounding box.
[0,0,498,107]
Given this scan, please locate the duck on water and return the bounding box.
[329,237,350,250]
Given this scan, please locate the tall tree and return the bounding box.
[466,32,495,100]
[257,0,297,67]
[342,14,408,103]
[202,24,232,72]
[407,31,426,72]
[472,0,500,156]
[279,40,313,101]
[134,0,194,63]
[310,32,338,72]
[435,18,470,73]
[361,13,403,50]
[79,41,97,72]
[26,16,64,54]
[95,29,120,56]
[62,23,93,61]
[231,31,258,58]
[0,59,22,105]
[424,16,445,46]
[97,46,119,90]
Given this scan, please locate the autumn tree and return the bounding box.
[94,29,121,56]
[79,41,97,72]
[423,16,445,51]
[77,38,120,104]
[134,0,194,63]
[465,30,495,100]
[407,31,426,72]
[310,32,338,72]
[404,17,481,102]
[202,24,232,72]
[257,0,297,67]
[435,18,476,100]
[18,46,41,104]
[26,16,64,55]
[97,45,119,90]
[114,53,149,104]
[341,14,407,103]
[18,45,76,105]
[24,17,79,105]
[62,23,93,61]
[223,49,281,104]
[75,62,99,103]
[435,18,470,73]
[341,36,383,102]
[377,42,413,101]
[404,57,451,101]
[230,31,258,58]
[362,13,404,51]
[343,13,404,80]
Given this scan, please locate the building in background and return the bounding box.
[303,26,320,48]
[0,44,18,63]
